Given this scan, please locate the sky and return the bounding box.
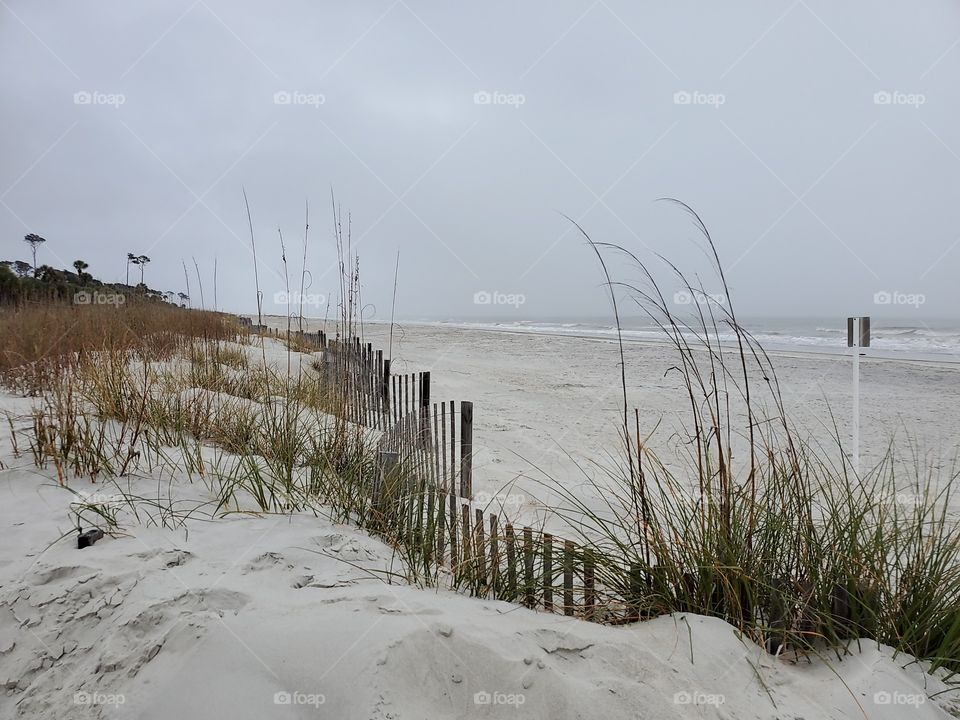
[1,1,959,322]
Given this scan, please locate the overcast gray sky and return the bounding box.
[2,1,959,321]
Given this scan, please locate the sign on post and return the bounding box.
[847,316,870,474]
[847,316,871,348]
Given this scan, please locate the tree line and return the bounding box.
[2,233,189,306]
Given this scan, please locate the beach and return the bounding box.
[271,317,960,522]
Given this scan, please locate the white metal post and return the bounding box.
[847,316,869,476]
[852,339,860,475]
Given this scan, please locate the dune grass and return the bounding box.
[551,200,960,677]
[0,301,238,395]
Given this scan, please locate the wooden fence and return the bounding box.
[255,325,636,624]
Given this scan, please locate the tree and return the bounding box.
[13,261,31,278]
[177,292,189,308]
[127,254,150,286]
[126,253,136,285]
[34,265,57,283]
[24,234,46,277]
[72,260,89,284]
[0,263,17,303]
[136,255,150,285]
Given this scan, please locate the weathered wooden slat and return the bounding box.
[584,554,595,620]
[460,503,472,583]
[523,527,534,608]
[543,534,554,613]
[474,508,486,592]
[564,540,575,616]
[630,563,644,621]
[489,513,499,598]
[448,490,458,567]
[420,371,431,448]
[506,524,517,601]
[448,401,456,494]
[425,487,436,567]
[460,401,473,499]
[440,402,448,491]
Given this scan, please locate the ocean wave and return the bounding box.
[409,319,960,358]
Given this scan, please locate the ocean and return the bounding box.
[397,316,960,362]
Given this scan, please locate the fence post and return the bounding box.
[460,401,473,499]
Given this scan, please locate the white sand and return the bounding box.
[4,329,960,719]
[2,428,959,719]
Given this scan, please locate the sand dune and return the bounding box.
[2,446,958,719]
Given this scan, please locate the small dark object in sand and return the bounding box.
[78,529,104,549]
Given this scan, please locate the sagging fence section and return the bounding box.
[255,325,637,623]
[368,468,632,622]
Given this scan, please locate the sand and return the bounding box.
[3,327,960,718]
[2,425,959,719]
